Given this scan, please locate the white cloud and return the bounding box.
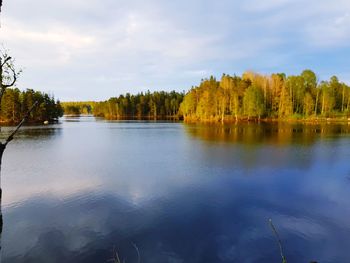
[1,18,96,66]
[305,12,350,47]
[1,0,350,100]
[242,0,295,12]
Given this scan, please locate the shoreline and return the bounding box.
[0,119,60,126]
[65,115,350,125]
[182,116,350,124]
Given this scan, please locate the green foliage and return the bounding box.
[303,92,315,116]
[93,91,184,120]
[0,88,63,123]
[243,85,265,118]
[61,101,95,115]
[301,69,317,91]
[64,69,350,122]
[180,70,350,122]
[64,105,81,115]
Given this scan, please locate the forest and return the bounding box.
[0,88,63,124]
[61,101,95,115]
[62,70,350,123]
[92,91,184,120]
[180,70,350,122]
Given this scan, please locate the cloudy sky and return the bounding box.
[1,0,350,101]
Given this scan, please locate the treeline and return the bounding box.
[180,70,350,122]
[61,102,95,115]
[93,91,184,119]
[0,88,63,124]
[63,69,350,122]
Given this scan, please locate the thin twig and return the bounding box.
[268,218,287,263]
[132,243,140,263]
[108,246,121,263]
[0,57,11,67]
[4,101,38,146]
[114,251,121,263]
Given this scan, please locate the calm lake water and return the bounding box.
[1,117,350,263]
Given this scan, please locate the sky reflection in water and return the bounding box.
[2,117,350,263]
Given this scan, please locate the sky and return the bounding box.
[1,0,350,101]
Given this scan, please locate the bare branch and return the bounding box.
[0,57,11,68]
[4,101,38,146]
[2,64,17,89]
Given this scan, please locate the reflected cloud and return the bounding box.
[3,171,350,263]
[1,120,350,262]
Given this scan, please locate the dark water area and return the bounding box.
[1,117,350,263]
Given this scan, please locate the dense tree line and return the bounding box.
[180,70,350,122]
[61,102,95,115]
[93,91,184,119]
[63,70,350,122]
[0,88,63,124]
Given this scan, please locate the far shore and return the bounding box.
[62,114,350,125]
[183,116,350,124]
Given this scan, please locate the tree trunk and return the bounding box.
[321,93,325,115]
[0,144,5,263]
[315,89,319,116]
[342,85,345,112]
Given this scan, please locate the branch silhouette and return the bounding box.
[3,101,39,146]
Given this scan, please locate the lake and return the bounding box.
[1,117,350,263]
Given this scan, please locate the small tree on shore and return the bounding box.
[243,85,265,119]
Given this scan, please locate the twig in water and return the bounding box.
[109,246,121,263]
[108,243,140,263]
[268,218,287,263]
[132,242,140,263]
